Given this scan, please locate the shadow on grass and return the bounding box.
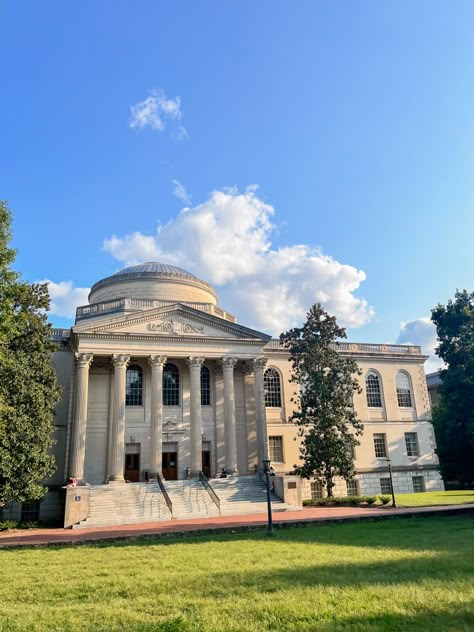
[70,514,474,554]
[260,604,474,632]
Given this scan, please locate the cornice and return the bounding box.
[71,331,265,346]
[74,303,270,341]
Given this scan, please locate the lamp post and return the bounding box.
[386,457,397,508]
[262,458,274,535]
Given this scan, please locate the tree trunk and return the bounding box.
[326,473,334,497]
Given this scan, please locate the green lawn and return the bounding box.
[396,490,474,507]
[1,516,473,632]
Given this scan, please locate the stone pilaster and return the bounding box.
[149,355,167,480]
[253,357,269,468]
[188,357,205,475]
[221,357,238,474]
[109,354,130,483]
[70,353,93,483]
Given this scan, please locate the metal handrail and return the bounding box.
[199,471,220,512]
[157,477,173,517]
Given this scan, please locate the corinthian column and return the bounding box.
[188,357,205,476]
[222,357,238,474]
[70,353,93,483]
[149,355,167,480]
[253,357,268,468]
[109,354,130,483]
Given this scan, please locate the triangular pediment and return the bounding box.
[72,303,271,341]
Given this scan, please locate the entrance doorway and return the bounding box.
[125,452,140,482]
[202,450,211,478]
[162,452,178,480]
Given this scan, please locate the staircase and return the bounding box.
[164,480,220,519]
[73,482,171,529]
[210,475,298,515]
[72,476,298,529]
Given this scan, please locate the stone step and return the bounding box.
[73,476,297,528]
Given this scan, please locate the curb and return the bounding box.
[1,505,473,549]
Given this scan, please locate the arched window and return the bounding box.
[201,365,210,406]
[126,365,143,406]
[264,368,282,408]
[163,363,180,406]
[366,371,382,408]
[396,371,413,407]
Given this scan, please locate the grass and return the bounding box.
[1,516,473,631]
[396,490,474,507]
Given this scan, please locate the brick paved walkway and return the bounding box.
[1,504,473,548]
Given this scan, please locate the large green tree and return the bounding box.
[431,290,474,484]
[280,303,363,496]
[0,201,61,510]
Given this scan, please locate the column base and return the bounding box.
[108,476,126,485]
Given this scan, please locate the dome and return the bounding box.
[111,262,198,279]
[88,261,218,305]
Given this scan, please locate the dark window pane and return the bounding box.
[366,372,382,408]
[201,365,210,406]
[126,365,143,406]
[264,368,282,408]
[163,363,180,406]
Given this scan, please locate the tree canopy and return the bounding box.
[431,290,474,484]
[280,303,363,496]
[0,201,61,510]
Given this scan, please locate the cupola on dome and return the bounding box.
[88,261,218,305]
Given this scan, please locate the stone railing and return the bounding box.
[76,297,236,323]
[265,339,421,355]
[50,328,70,341]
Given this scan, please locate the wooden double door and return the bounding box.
[125,453,140,482]
[161,450,211,480]
[162,452,178,480]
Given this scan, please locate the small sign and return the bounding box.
[74,495,81,502]
[287,482,297,489]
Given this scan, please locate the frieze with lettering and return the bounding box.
[146,319,204,335]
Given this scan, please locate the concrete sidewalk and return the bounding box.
[1,503,473,548]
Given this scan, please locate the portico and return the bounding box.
[68,337,271,485]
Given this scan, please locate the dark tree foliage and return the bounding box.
[280,303,363,496]
[0,201,61,509]
[431,290,474,484]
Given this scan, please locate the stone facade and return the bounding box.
[1,262,444,523]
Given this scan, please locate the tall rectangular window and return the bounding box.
[380,478,392,494]
[310,481,323,499]
[373,433,387,458]
[346,479,359,496]
[21,500,41,522]
[412,476,425,493]
[268,436,284,463]
[405,433,420,457]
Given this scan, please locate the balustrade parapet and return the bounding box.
[265,339,422,355]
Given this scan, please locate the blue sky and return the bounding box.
[2,2,474,370]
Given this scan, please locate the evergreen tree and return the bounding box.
[0,201,61,510]
[431,290,474,484]
[280,304,363,496]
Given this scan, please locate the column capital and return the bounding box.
[74,352,93,369]
[252,357,267,372]
[149,355,167,369]
[187,356,205,368]
[111,354,130,369]
[220,357,238,370]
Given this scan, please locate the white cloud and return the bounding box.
[38,280,90,319]
[397,317,444,373]
[129,89,188,138]
[172,179,191,205]
[103,186,374,334]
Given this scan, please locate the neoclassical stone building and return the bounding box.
[2,262,444,524]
